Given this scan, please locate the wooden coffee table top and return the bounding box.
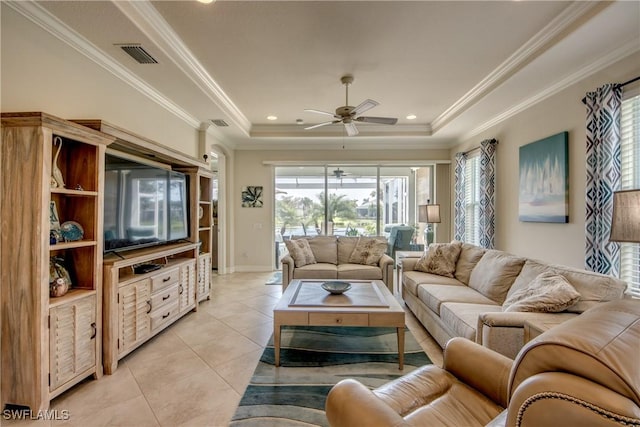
[275,279,404,314]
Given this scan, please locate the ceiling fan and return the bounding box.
[332,168,351,179]
[304,75,398,136]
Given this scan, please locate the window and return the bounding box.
[464,152,481,246]
[620,90,640,297]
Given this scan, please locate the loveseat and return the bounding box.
[401,242,628,358]
[326,298,640,427]
[281,236,394,292]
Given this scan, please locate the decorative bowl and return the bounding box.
[321,281,351,295]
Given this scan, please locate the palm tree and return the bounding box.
[276,196,300,236]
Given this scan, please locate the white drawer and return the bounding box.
[149,283,179,312]
[150,300,179,331]
[150,267,180,293]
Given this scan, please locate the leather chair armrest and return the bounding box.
[507,372,640,427]
[444,337,512,408]
[281,255,294,290]
[326,379,408,427]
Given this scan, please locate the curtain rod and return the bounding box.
[617,75,640,88]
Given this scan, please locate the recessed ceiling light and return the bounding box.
[197,0,215,4]
[406,114,417,120]
[267,115,278,121]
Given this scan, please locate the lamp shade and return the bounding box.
[609,189,640,243]
[418,204,441,223]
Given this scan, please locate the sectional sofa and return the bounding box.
[401,242,628,358]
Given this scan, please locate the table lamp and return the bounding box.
[609,189,640,243]
[419,202,441,248]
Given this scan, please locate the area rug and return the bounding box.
[265,271,282,285]
[230,325,431,426]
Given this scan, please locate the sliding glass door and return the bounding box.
[275,164,434,256]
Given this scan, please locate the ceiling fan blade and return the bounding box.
[351,99,379,116]
[304,108,339,118]
[344,121,359,136]
[304,120,341,130]
[355,116,398,125]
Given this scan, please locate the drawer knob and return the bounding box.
[146,300,152,313]
[90,322,97,339]
[162,277,171,282]
[179,284,184,294]
[162,294,171,301]
[162,312,171,319]
[336,318,342,324]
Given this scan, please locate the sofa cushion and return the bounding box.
[550,265,628,313]
[415,242,463,278]
[348,237,388,265]
[455,243,487,284]
[503,272,581,313]
[402,271,465,296]
[440,302,502,341]
[284,238,317,267]
[468,250,526,304]
[337,263,383,281]
[417,284,496,316]
[337,237,360,264]
[292,263,338,280]
[294,235,338,264]
[506,259,552,301]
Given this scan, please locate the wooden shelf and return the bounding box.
[50,240,97,250]
[49,289,97,308]
[51,188,98,197]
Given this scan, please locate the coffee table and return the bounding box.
[273,279,406,369]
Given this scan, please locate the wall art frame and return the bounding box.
[242,186,263,208]
[518,131,569,223]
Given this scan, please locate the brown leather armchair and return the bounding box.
[326,299,640,427]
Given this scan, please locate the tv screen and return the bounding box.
[104,153,189,252]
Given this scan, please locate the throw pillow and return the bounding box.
[284,238,317,268]
[414,242,463,278]
[503,271,581,313]
[348,237,388,266]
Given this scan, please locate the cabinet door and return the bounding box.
[197,254,211,301]
[49,294,97,391]
[179,260,196,312]
[118,279,151,354]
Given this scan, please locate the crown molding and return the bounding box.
[431,1,606,134]
[463,39,640,141]
[250,123,432,139]
[5,1,211,132]
[112,0,252,136]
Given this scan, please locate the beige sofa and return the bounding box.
[281,236,394,292]
[326,299,640,427]
[401,243,628,358]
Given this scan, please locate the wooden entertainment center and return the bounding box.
[0,113,215,410]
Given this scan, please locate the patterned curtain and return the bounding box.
[584,84,622,275]
[479,139,498,249]
[453,152,466,241]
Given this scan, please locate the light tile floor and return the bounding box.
[3,272,443,427]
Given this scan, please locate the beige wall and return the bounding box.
[450,52,640,269]
[1,6,200,157]
[233,149,451,271]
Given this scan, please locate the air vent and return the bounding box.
[117,44,158,64]
[211,119,229,127]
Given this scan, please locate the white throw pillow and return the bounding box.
[503,271,581,313]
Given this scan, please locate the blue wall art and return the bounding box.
[519,132,569,223]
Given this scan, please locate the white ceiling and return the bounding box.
[19,1,640,150]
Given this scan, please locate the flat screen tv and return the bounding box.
[104,152,190,253]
